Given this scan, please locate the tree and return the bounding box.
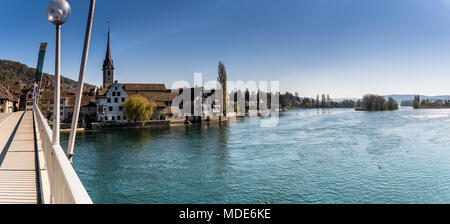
[217,61,227,116]
[412,95,420,109]
[124,94,156,123]
[278,92,355,109]
[361,94,397,111]
[387,97,398,110]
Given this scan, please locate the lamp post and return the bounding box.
[47,0,71,145]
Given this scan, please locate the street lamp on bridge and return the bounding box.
[47,0,71,145]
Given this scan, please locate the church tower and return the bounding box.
[103,23,114,87]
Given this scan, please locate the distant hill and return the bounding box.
[322,95,450,104]
[334,97,361,102]
[383,94,450,104]
[0,59,95,89]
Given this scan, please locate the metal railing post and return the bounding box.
[67,0,96,162]
[52,24,61,145]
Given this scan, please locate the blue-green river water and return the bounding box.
[61,108,450,203]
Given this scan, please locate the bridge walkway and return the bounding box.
[0,112,39,204]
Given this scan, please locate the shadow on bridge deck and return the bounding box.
[0,111,39,204]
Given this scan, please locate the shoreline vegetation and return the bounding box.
[280,92,356,111]
[412,95,450,109]
[279,92,399,112]
[354,94,398,111]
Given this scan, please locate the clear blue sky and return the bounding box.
[2,0,450,98]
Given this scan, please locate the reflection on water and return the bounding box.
[62,108,450,203]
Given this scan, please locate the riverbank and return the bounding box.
[59,115,237,131]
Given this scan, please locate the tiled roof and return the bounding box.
[0,81,22,95]
[154,102,167,108]
[126,91,177,103]
[121,83,167,92]
[162,106,172,115]
[0,84,17,101]
[96,87,110,98]
[38,90,72,101]
[97,83,169,97]
[38,91,55,101]
[65,95,96,108]
[95,83,177,109]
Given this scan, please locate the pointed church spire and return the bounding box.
[103,22,114,87]
[103,22,114,70]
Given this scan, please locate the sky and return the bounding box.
[2,0,450,98]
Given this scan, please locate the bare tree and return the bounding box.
[218,61,227,116]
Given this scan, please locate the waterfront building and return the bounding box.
[96,81,178,122]
[64,93,97,122]
[96,26,178,122]
[0,81,22,110]
[37,87,97,123]
[38,90,69,121]
[0,83,17,113]
[175,87,221,123]
[22,82,35,111]
[96,81,127,122]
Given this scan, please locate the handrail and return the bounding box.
[33,104,93,204]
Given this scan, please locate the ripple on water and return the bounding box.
[62,108,450,203]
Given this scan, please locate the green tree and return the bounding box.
[124,94,156,123]
[361,94,398,111]
[412,95,420,109]
[387,97,398,110]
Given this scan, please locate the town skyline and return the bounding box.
[3,0,450,98]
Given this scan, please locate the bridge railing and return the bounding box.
[33,104,93,204]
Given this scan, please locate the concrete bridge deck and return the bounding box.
[0,107,91,204]
[0,112,39,204]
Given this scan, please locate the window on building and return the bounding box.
[112,92,116,96]
[115,86,117,91]
[117,116,121,120]
[115,98,118,103]
[121,98,125,102]
[112,116,115,121]
[109,106,113,111]
[107,98,111,103]
[119,106,123,111]
[124,116,127,120]
[117,92,121,96]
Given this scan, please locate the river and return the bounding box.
[61,108,450,203]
